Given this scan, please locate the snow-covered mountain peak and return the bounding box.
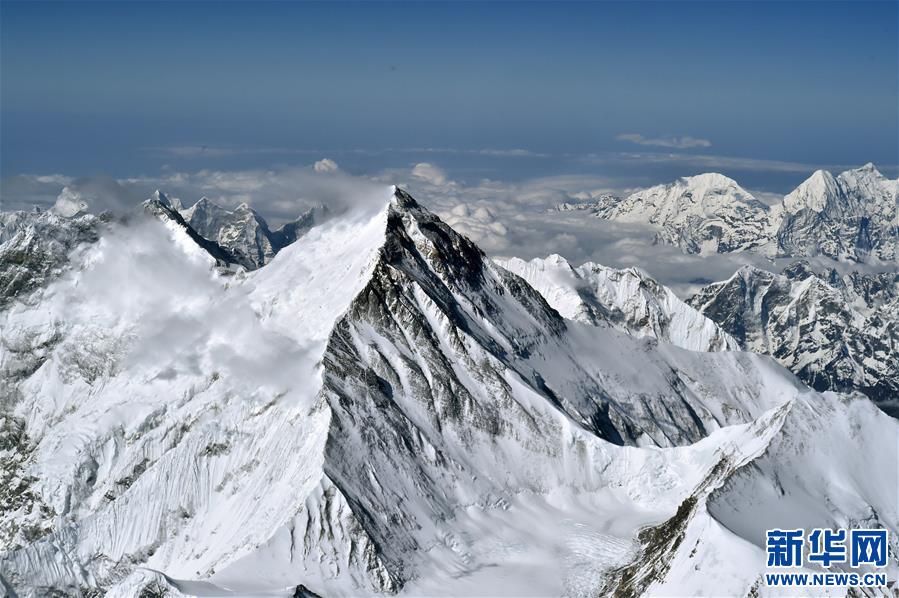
[503,252,574,271]
[250,186,451,344]
[838,162,896,199]
[598,171,774,255]
[542,252,575,268]
[776,164,897,261]
[853,161,881,176]
[497,255,739,352]
[576,162,895,262]
[494,254,588,321]
[250,199,390,345]
[148,189,183,211]
[690,262,899,414]
[181,196,234,220]
[610,172,763,222]
[140,190,240,267]
[389,185,420,209]
[0,208,105,308]
[782,169,840,213]
[143,190,184,214]
[678,172,748,196]
[177,195,324,270]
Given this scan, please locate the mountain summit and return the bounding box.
[598,172,775,254]
[777,163,898,261]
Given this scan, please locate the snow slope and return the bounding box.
[497,254,738,352]
[589,173,776,255]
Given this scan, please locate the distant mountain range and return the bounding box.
[554,163,898,262]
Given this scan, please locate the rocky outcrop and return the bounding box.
[690,262,899,415]
[180,197,322,270]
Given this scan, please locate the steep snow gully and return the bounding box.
[0,187,896,597]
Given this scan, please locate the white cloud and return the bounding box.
[475,148,548,158]
[34,174,74,185]
[4,166,386,224]
[404,147,550,158]
[411,163,449,186]
[313,158,339,173]
[51,187,89,217]
[438,203,510,252]
[616,133,712,149]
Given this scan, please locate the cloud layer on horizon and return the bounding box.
[3,158,893,297]
[616,133,712,149]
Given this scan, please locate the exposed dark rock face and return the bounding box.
[690,262,899,416]
[180,197,322,270]
[777,164,897,262]
[141,191,241,267]
[0,210,105,308]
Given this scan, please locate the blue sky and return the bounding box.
[1,0,897,195]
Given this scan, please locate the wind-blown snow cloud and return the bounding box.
[46,218,320,400]
[411,163,450,186]
[51,187,89,217]
[616,133,712,149]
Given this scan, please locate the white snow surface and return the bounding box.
[497,254,738,352]
[594,173,776,255]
